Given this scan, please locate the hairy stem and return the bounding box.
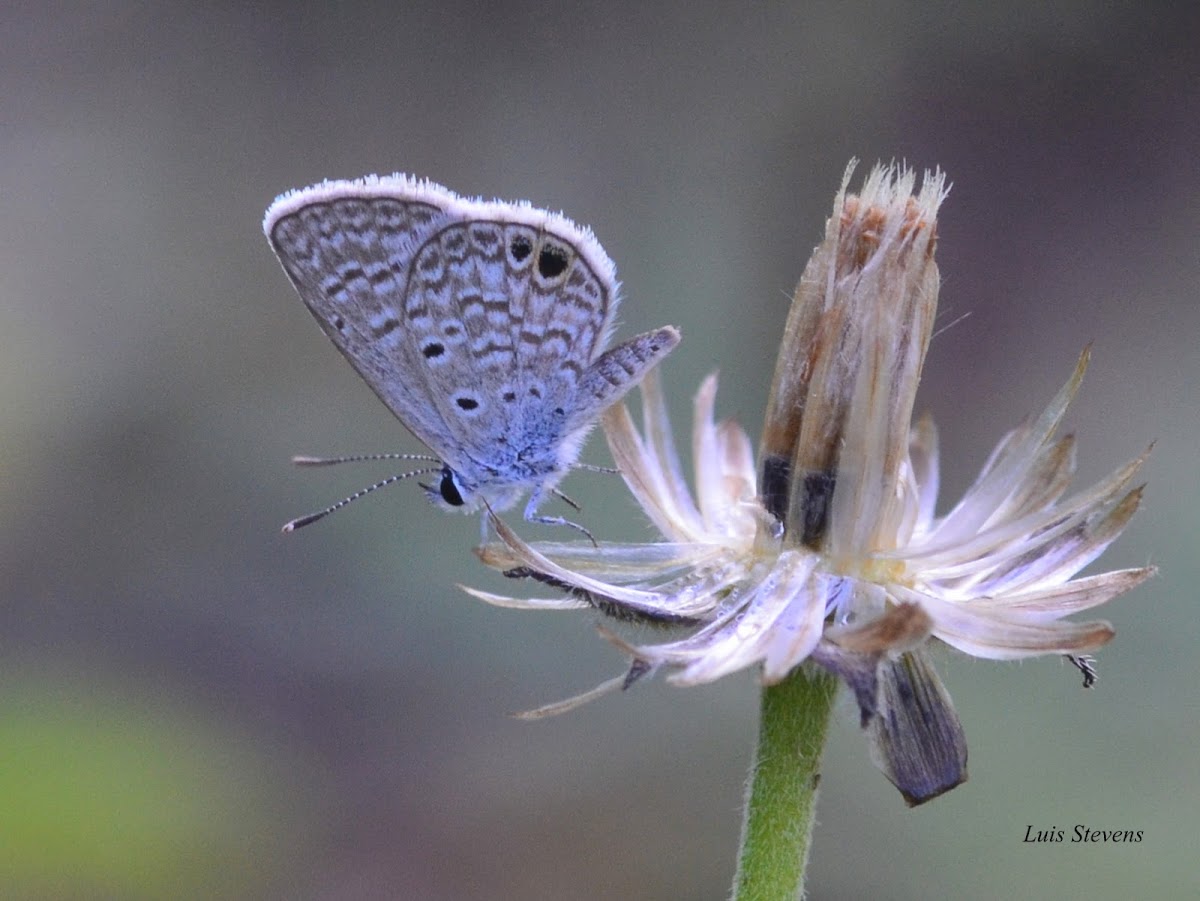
[731,666,838,900]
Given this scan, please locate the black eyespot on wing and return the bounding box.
[443,230,467,254]
[371,317,400,339]
[422,342,445,359]
[418,246,443,275]
[528,386,541,398]
[502,390,517,402]
[439,467,465,506]
[537,244,569,278]
[510,235,533,262]
[333,316,345,330]
[455,396,479,411]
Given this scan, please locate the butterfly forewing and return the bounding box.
[265,185,458,460]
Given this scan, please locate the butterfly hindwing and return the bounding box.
[399,213,618,466]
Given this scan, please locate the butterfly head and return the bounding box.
[421,461,544,516]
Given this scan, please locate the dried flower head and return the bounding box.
[466,162,1154,804]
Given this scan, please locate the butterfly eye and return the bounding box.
[439,467,465,506]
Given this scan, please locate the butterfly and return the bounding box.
[264,175,680,537]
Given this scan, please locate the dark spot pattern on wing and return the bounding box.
[400,218,615,460]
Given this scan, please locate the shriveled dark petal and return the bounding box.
[824,601,933,655]
[809,640,880,727]
[866,648,968,806]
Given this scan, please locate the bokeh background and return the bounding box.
[3,2,1196,898]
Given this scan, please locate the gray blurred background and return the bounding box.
[2,2,1196,898]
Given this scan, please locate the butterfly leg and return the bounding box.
[523,488,598,546]
[571,462,619,475]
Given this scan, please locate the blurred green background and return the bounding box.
[2,2,1196,898]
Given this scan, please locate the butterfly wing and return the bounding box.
[396,204,622,476]
[266,175,679,504]
[264,176,468,462]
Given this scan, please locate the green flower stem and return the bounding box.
[731,665,838,901]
